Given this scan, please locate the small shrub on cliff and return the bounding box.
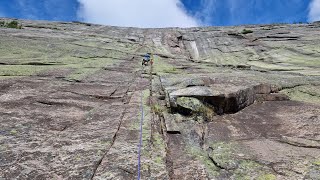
[241,29,253,34]
[0,20,22,29]
[198,105,215,121]
[152,104,165,115]
[7,21,21,29]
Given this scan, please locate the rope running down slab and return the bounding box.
[137,89,144,180]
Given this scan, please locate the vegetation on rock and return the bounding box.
[0,20,22,29]
[241,29,253,34]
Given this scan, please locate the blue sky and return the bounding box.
[183,0,311,25]
[0,0,79,22]
[0,0,319,27]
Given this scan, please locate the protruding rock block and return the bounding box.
[168,85,256,115]
[166,80,288,115]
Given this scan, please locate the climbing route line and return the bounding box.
[137,34,154,180]
[137,90,144,180]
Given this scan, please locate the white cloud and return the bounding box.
[309,0,320,22]
[77,0,199,28]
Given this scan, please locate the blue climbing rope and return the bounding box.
[137,91,144,180]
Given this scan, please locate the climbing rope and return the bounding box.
[136,39,154,179]
[137,90,144,180]
[137,53,153,180]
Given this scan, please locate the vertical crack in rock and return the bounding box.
[207,154,226,170]
[90,94,131,180]
[91,40,148,178]
[90,65,142,180]
[199,124,206,148]
[150,74,174,179]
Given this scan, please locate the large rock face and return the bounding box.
[0,18,319,179]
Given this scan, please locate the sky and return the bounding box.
[0,0,319,27]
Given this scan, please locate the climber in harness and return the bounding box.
[142,53,151,66]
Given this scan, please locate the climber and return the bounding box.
[142,53,151,66]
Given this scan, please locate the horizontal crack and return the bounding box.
[0,62,57,66]
[36,99,93,110]
[297,90,320,98]
[276,139,320,149]
[62,90,123,100]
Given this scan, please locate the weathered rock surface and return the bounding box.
[0,18,319,179]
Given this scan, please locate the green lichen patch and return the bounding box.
[0,65,51,76]
[281,85,320,104]
[0,34,126,80]
[268,47,320,67]
[313,160,320,166]
[188,146,220,178]
[257,173,276,180]
[153,56,181,74]
[65,68,99,82]
[10,129,18,135]
[176,97,215,121]
[206,142,275,179]
[64,57,121,81]
[201,52,250,68]
[233,160,264,179]
[208,142,239,170]
[248,61,306,71]
[151,104,166,115]
[177,97,204,112]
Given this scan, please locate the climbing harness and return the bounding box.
[142,53,152,66]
